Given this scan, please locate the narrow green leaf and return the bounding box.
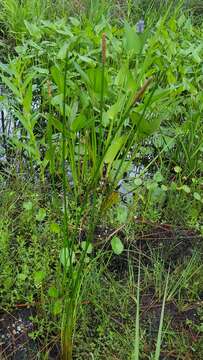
[132,253,141,360]
[23,82,32,113]
[1,75,21,99]
[60,248,76,268]
[51,66,64,93]
[154,268,170,360]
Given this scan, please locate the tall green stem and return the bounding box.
[61,54,72,360]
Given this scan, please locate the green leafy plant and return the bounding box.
[0,4,203,359]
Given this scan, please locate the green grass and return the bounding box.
[0,181,203,359]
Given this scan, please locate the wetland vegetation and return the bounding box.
[0,0,203,359]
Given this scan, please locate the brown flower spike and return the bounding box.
[133,77,153,105]
[102,33,106,65]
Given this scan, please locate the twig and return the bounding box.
[94,224,125,247]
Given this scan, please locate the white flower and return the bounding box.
[136,20,145,33]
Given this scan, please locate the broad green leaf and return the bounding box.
[50,115,63,132]
[86,67,108,94]
[23,201,33,210]
[104,136,126,164]
[73,61,90,85]
[139,117,161,139]
[78,55,96,66]
[131,113,161,140]
[107,102,120,120]
[32,66,49,75]
[57,43,69,60]
[134,178,142,186]
[81,241,93,254]
[24,20,41,39]
[102,112,110,127]
[69,100,78,125]
[117,206,128,224]
[161,185,168,191]
[146,181,158,191]
[34,271,46,286]
[107,97,125,120]
[150,87,174,103]
[153,172,164,183]
[80,91,90,109]
[150,187,166,204]
[53,299,62,315]
[111,236,124,255]
[69,17,80,26]
[71,113,93,132]
[51,66,64,93]
[48,286,58,298]
[115,63,128,86]
[115,63,136,91]
[36,208,47,221]
[171,182,177,191]
[181,185,191,194]
[17,273,27,281]
[123,23,142,54]
[193,192,201,201]
[51,94,69,115]
[50,222,60,234]
[174,166,182,173]
[22,73,36,92]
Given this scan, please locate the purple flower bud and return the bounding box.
[136,20,145,33]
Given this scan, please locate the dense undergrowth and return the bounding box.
[0,1,203,359]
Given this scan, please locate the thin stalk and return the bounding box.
[61,54,73,360]
[132,249,141,360]
[1,109,7,159]
[154,265,170,360]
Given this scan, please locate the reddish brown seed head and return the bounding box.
[102,33,106,65]
[47,80,52,98]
